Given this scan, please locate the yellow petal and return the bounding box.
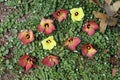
[41,36,56,50]
[70,8,84,22]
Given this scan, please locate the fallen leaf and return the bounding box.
[105,0,112,5]
[93,11,109,33]
[93,11,109,19]
[104,3,115,16]
[112,1,120,12]
[107,17,118,26]
[112,68,116,77]
[117,38,120,46]
[100,20,107,33]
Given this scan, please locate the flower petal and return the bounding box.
[41,36,56,50]
[25,63,33,73]
[82,44,97,58]
[70,8,84,22]
[53,9,68,22]
[65,37,81,51]
[18,30,34,45]
[38,18,56,35]
[42,55,59,67]
[18,54,28,67]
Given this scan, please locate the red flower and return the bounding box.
[18,30,34,45]
[64,37,81,51]
[42,55,59,67]
[81,44,97,58]
[18,54,37,73]
[38,18,56,35]
[53,9,68,22]
[82,21,99,36]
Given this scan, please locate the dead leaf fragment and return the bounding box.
[100,20,107,33]
[105,0,112,5]
[107,17,118,26]
[93,11,109,33]
[93,11,109,19]
[117,38,120,47]
[104,3,115,16]
[112,68,116,77]
[112,1,120,12]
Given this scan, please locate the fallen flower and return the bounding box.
[18,30,34,45]
[82,21,99,36]
[38,18,56,35]
[64,37,81,51]
[53,9,68,22]
[42,55,59,67]
[18,54,37,73]
[81,44,97,58]
[41,36,56,50]
[70,7,84,22]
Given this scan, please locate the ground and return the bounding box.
[0,0,120,80]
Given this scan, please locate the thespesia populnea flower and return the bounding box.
[53,9,68,22]
[38,18,56,35]
[18,30,34,45]
[81,44,97,58]
[70,7,84,22]
[82,21,99,36]
[42,55,59,67]
[18,54,37,73]
[41,36,56,50]
[64,37,81,51]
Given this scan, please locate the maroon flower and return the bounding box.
[82,21,99,36]
[42,55,59,67]
[18,30,34,45]
[18,54,37,73]
[81,44,97,58]
[53,9,68,22]
[64,37,81,51]
[38,18,56,35]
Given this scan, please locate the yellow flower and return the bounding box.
[41,36,56,50]
[70,7,84,22]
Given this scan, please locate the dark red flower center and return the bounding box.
[26,57,34,63]
[75,12,79,16]
[26,34,30,39]
[57,11,60,16]
[87,46,91,50]
[68,38,73,42]
[87,24,90,29]
[46,40,51,43]
[44,23,49,28]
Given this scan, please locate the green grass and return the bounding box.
[0,0,120,80]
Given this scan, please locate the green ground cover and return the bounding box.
[0,0,120,80]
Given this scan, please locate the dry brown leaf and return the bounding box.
[112,68,116,77]
[93,11,109,19]
[112,1,120,12]
[105,0,112,5]
[93,11,109,33]
[107,17,118,26]
[104,3,115,16]
[117,38,120,47]
[100,20,108,33]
